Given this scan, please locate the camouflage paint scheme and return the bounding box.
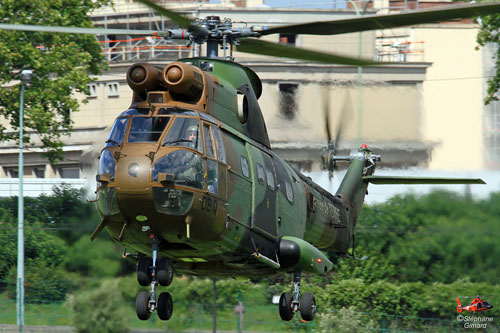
[93,58,373,277]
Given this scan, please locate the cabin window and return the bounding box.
[212,127,226,163]
[266,168,275,190]
[206,159,218,194]
[106,117,129,147]
[279,83,298,120]
[128,116,170,143]
[203,124,215,158]
[256,163,265,185]
[162,117,202,152]
[240,156,249,178]
[285,180,294,203]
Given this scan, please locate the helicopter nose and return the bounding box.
[115,155,152,194]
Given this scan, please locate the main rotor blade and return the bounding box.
[259,2,500,36]
[0,23,156,35]
[134,0,192,28]
[364,176,486,185]
[237,38,378,66]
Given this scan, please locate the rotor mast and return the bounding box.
[165,16,259,61]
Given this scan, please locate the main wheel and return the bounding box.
[299,292,316,321]
[279,292,294,321]
[137,257,153,286]
[135,292,151,320]
[157,258,174,286]
[157,292,174,321]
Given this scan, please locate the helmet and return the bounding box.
[186,125,198,140]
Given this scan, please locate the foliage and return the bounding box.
[65,236,121,278]
[477,11,500,105]
[6,258,70,303]
[0,0,111,163]
[0,218,67,285]
[67,279,130,333]
[315,306,378,333]
[335,190,500,284]
[0,185,99,244]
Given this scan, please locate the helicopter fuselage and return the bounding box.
[93,58,372,277]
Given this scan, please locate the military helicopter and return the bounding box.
[1,0,495,323]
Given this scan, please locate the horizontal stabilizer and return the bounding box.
[364,176,486,185]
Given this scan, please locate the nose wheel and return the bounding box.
[278,271,316,322]
[135,235,175,321]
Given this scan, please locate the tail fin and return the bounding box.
[456,298,463,313]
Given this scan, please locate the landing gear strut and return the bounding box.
[278,271,316,322]
[135,234,174,321]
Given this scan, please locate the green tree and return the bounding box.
[0,185,99,244]
[0,0,111,163]
[477,12,500,105]
[67,279,130,333]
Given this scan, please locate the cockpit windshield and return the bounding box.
[161,117,202,152]
[105,117,129,147]
[128,116,171,143]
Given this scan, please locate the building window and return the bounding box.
[106,82,120,97]
[59,166,80,179]
[34,167,45,178]
[5,167,18,178]
[279,83,298,120]
[86,83,98,98]
[279,34,296,46]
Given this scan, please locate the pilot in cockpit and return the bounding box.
[186,125,199,149]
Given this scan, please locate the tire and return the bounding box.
[157,258,174,287]
[279,292,294,321]
[137,257,152,286]
[157,292,173,321]
[136,292,151,320]
[299,292,316,321]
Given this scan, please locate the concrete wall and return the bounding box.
[412,24,485,170]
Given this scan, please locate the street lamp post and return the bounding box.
[17,69,32,332]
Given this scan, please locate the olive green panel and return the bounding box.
[282,236,333,274]
[247,144,277,239]
[221,129,252,228]
[273,157,306,239]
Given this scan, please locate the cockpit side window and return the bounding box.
[204,124,215,158]
[105,117,129,147]
[162,117,202,152]
[212,127,226,163]
[128,116,170,143]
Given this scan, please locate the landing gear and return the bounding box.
[157,292,173,320]
[135,235,175,321]
[157,257,174,286]
[279,271,317,322]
